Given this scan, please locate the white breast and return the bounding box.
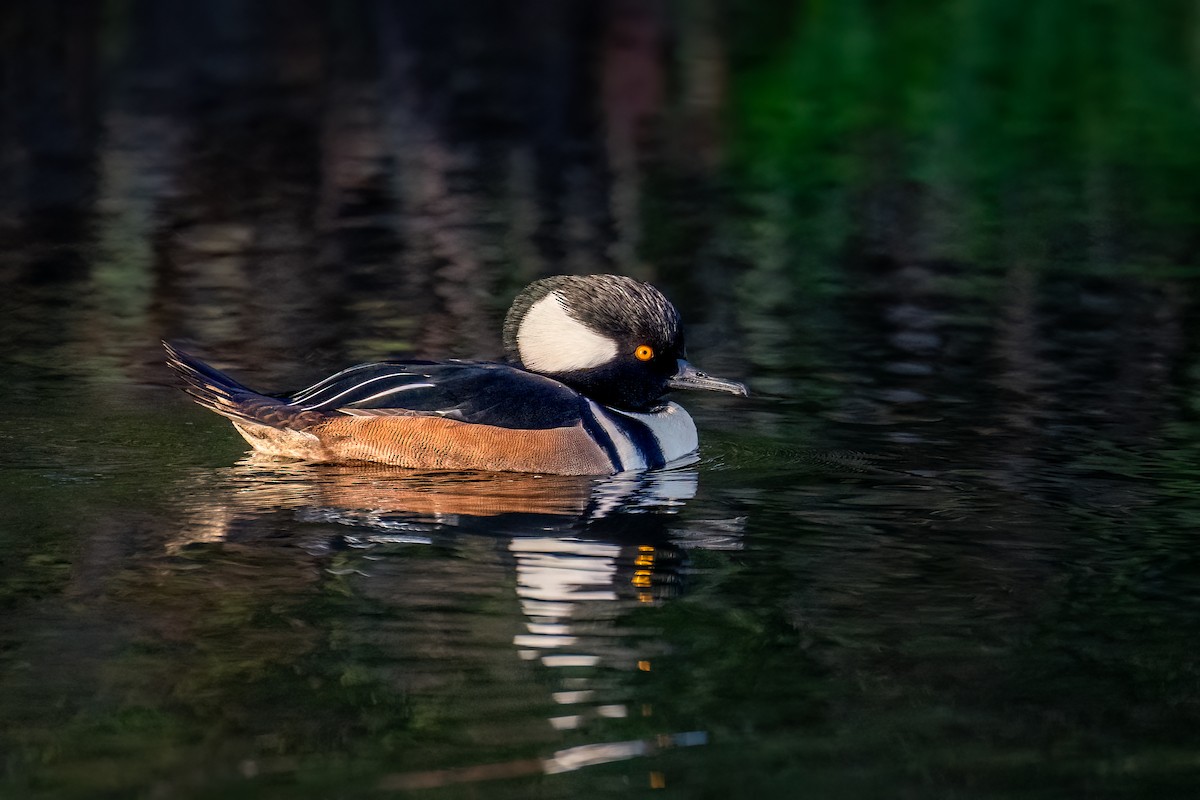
[614,402,699,464]
[583,401,699,472]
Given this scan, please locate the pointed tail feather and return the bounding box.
[163,342,321,429]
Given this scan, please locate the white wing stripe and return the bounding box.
[290,363,384,402]
[343,383,436,407]
[297,373,423,410]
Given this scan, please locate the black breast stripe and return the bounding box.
[609,412,664,469]
[579,403,624,471]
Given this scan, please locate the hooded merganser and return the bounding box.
[165,274,748,475]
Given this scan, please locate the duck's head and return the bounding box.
[503,274,748,411]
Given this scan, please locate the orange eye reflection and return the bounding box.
[634,345,655,361]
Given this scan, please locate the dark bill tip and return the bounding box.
[668,360,749,397]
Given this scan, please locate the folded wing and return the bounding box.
[287,360,588,430]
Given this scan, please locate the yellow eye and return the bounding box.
[634,345,654,361]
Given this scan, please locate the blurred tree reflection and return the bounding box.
[3,1,1200,797]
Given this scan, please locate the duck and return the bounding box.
[165,274,748,475]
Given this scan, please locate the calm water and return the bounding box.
[4,2,1200,798]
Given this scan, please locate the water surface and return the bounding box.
[3,2,1200,798]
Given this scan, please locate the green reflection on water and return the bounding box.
[728,0,1200,271]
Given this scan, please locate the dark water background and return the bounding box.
[3,1,1200,797]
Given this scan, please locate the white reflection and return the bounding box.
[540,655,601,668]
[170,460,741,789]
[375,730,709,790]
[548,715,583,731]
[544,740,647,773]
[541,730,707,774]
[590,461,699,517]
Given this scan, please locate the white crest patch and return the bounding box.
[517,291,619,373]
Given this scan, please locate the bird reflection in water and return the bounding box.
[167,458,743,787]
